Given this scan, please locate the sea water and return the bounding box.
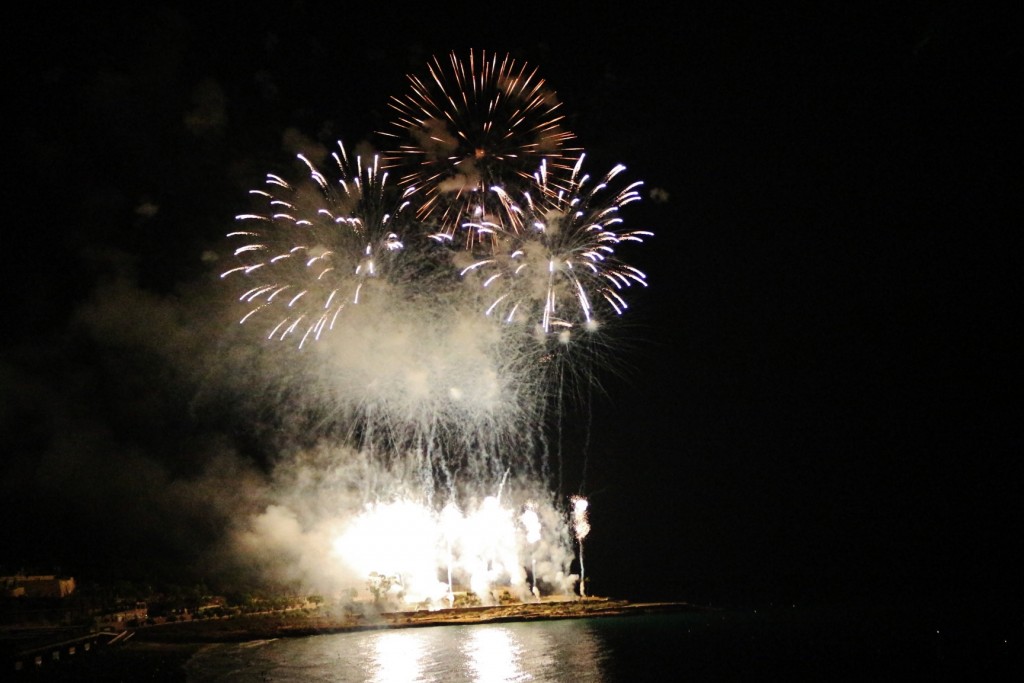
[183,606,1019,681]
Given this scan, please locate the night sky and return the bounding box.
[2,2,1018,613]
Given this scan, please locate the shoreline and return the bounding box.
[7,598,700,678]
[130,597,701,644]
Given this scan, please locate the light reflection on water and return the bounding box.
[464,627,524,682]
[185,619,608,682]
[371,630,425,682]
[182,607,1021,681]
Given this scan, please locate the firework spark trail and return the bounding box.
[382,49,581,244]
[221,53,653,604]
[521,505,543,596]
[571,495,591,597]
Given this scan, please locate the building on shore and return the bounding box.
[1,574,77,599]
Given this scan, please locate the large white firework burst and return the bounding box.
[458,155,652,345]
[221,142,414,348]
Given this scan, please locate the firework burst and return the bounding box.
[220,142,414,348]
[382,49,581,242]
[220,53,656,604]
[459,155,652,345]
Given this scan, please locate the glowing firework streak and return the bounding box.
[571,496,590,597]
[383,49,581,242]
[221,142,412,348]
[521,505,542,597]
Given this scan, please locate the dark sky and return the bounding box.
[2,3,1018,609]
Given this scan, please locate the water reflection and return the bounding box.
[186,618,608,682]
[371,631,425,683]
[464,627,526,682]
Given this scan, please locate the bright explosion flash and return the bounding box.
[220,51,650,607]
